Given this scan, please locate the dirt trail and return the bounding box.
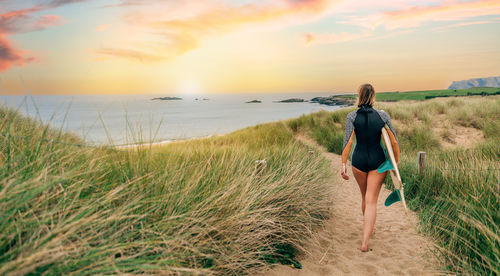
[262,135,441,276]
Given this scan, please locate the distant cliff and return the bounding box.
[448,76,500,90]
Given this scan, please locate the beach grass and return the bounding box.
[0,104,333,275]
[336,87,500,101]
[287,95,500,275]
[1,94,499,275]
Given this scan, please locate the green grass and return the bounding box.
[0,104,333,275]
[287,96,500,275]
[337,87,500,101]
[2,95,498,274]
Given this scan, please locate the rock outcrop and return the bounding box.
[448,76,500,89]
[151,97,183,101]
[310,96,355,106]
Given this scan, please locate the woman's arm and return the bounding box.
[342,111,356,165]
[341,112,356,180]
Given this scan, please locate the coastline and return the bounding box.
[114,134,224,149]
[114,104,353,150]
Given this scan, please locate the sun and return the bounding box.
[177,79,202,96]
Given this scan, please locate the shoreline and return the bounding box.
[113,134,224,149]
[110,105,353,150]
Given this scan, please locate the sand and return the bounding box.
[261,135,442,276]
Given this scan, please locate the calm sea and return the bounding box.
[1,93,346,146]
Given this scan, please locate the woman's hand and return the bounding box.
[341,163,349,180]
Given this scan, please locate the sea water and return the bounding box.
[1,93,345,146]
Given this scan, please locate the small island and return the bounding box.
[276,98,305,103]
[245,100,262,103]
[310,96,354,106]
[151,97,183,101]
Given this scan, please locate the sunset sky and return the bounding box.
[1,0,499,95]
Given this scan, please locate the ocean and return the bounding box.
[1,93,346,146]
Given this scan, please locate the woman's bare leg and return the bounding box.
[361,169,387,252]
[352,166,368,215]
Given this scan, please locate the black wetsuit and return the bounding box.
[342,104,399,173]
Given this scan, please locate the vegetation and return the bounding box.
[287,96,500,275]
[0,104,333,274]
[336,87,500,101]
[2,94,498,275]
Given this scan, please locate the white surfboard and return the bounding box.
[381,127,408,212]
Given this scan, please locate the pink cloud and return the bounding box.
[0,1,83,72]
[96,0,338,61]
[0,35,36,72]
[341,0,500,30]
[33,15,67,30]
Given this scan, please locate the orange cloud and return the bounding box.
[96,0,337,62]
[94,48,165,62]
[342,0,500,30]
[0,35,36,72]
[303,31,372,45]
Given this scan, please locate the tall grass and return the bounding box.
[287,96,500,275]
[0,103,333,274]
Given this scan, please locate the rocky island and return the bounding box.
[245,100,262,103]
[276,98,306,103]
[310,96,354,106]
[151,97,183,101]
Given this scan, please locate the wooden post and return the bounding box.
[255,159,267,175]
[417,152,426,174]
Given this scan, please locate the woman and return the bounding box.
[340,83,399,252]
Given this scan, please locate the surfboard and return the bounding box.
[378,126,408,212]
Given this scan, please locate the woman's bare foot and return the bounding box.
[361,243,368,252]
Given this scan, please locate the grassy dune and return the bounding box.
[1,95,498,274]
[336,87,500,101]
[0,106,333,274]
[287,96,500,275]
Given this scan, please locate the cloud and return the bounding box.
[433,19,499,32]
[303,31,372,45]
[96,0,338,62]
[341,0,500,30]
[0,34,36,71]
[46,0,89,8]
[100,0,158,8]
[0,0,85,72]
[94,47,165,62]
[96,24,110,32]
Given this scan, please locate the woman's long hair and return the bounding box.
[357,84,375,107]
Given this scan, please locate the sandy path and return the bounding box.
[262,135,441,276]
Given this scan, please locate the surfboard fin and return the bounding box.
[377,159,394,173]
[384,189,401,207]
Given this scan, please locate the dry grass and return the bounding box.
[287,95,500,275]
[0,105,333,275]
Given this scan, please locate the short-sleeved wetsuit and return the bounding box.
[341,104,400,173]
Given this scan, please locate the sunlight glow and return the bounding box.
[177,79,202,95]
